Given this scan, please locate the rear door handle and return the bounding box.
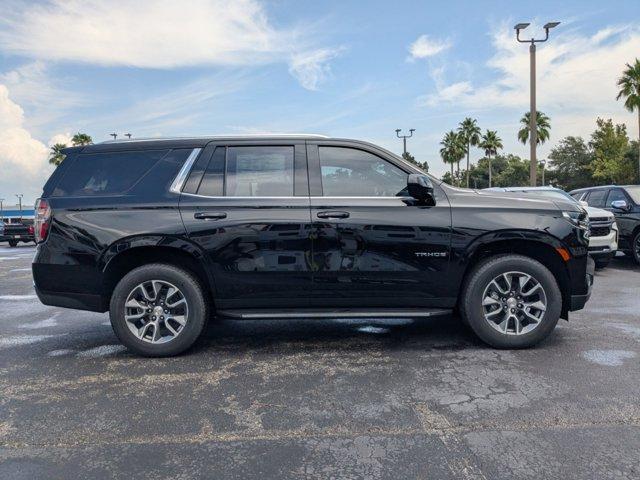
[194,212,227,220]
[317,211,350,219]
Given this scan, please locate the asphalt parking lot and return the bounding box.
[0,244,639,479]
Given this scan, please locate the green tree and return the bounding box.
[616,58,640,183]
[458,117,481,188]
[479,130,503,187]
[440,130,465,186]
[547,136,593,190]
[590,118,632,184]
[494,155,530,187]
[518,111,551,146]
[71,132,93,146]
[401,151,429,173]
[48,143,67,166]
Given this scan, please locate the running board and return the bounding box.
[217,308,452,320]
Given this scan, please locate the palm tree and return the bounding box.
[71,132,93,146]
[517,111,551,146]
[480,130,503,187]
[458,117,481,188]
[440,130,465,186]
[616,58,640,182]
[49,143,67,166]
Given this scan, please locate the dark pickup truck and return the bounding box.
[0,222,35,247]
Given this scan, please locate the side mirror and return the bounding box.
[611,200,628,211]
[407,174,435,204]
[579,200,588,208]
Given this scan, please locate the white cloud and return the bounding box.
[0,0,340,90]
[0,84,66,203]
[425,23,640,113]
[408,34,451,60]
[422,22,640,159]
[288,48,343,91]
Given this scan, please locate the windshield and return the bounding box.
[626,186,640,204]
[512,189,578,204]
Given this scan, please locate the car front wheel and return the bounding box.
[632,231,640,265]
[460,254,562,348]
[109,264,208,357]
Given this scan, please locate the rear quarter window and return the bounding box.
[51,150,168,197]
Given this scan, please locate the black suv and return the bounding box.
[570,185,640,265]
[33,136,593,356]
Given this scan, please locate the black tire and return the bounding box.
[460,254,562,349]
[8,240,17,247]
[632,231,640,266]
[109,264,208,357]
[594,258,611,269]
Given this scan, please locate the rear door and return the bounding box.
[306,141,452,308]
[178,140,312,309]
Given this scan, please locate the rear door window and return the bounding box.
[52,150,168,196]
[584,189,608,208]
[225,146,294,197]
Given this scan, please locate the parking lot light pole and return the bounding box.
[0,198,4,222]
[540,159,546,186]
[15,194,23,220]
[515,21,560,186]
[395,128,415,155]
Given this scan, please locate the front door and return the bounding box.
[306,142,452,308]
[179,141,312,309]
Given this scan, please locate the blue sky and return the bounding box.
[1,0,639,202]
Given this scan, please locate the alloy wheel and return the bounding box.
[124,280,189,344]
[481,271,547,335]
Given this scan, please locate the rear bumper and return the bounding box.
[0,235,34,242]
[569,256,594,311]
[34,284,105,312]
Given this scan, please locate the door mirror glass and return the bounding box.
[407,174,435,204]
[611,199,628,211]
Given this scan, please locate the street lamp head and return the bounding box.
[543,22,560,30]
[395,129,401,133]
[514,22,530,31]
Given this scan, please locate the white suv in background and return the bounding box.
[484,187,618,269]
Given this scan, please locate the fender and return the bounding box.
[100,234,219,297]
[457,228,569,266]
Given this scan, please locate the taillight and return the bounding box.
[28,225,34,235]
[34,198,51,243]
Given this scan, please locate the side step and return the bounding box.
[217,308,452,320]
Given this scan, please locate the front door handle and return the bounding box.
[317,211,350,219]
[194,212,227,220]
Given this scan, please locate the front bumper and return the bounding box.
[570,255,594,311]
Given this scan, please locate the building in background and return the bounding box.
[1,205,35,224]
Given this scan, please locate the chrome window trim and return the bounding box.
[179,192,412,200]
[169,148,201,194]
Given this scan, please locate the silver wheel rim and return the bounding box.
[635,235,640,259]
[481,271,547,336]
[124,280,189,344]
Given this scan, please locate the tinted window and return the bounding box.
[52,150,168,196]
[607,189,627,206]
[585,189,608,208]
[570,192,583,201]
[226,146,294,197]
[197,147,226,196]
[319,147,407,197]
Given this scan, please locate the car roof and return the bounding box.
[72,135,399,154]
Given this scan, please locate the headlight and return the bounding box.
[562,210,589,230]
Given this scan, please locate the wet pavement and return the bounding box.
[1,244,639,479]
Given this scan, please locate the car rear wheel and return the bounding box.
[109,264,207,357]
[460,254,562,348]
